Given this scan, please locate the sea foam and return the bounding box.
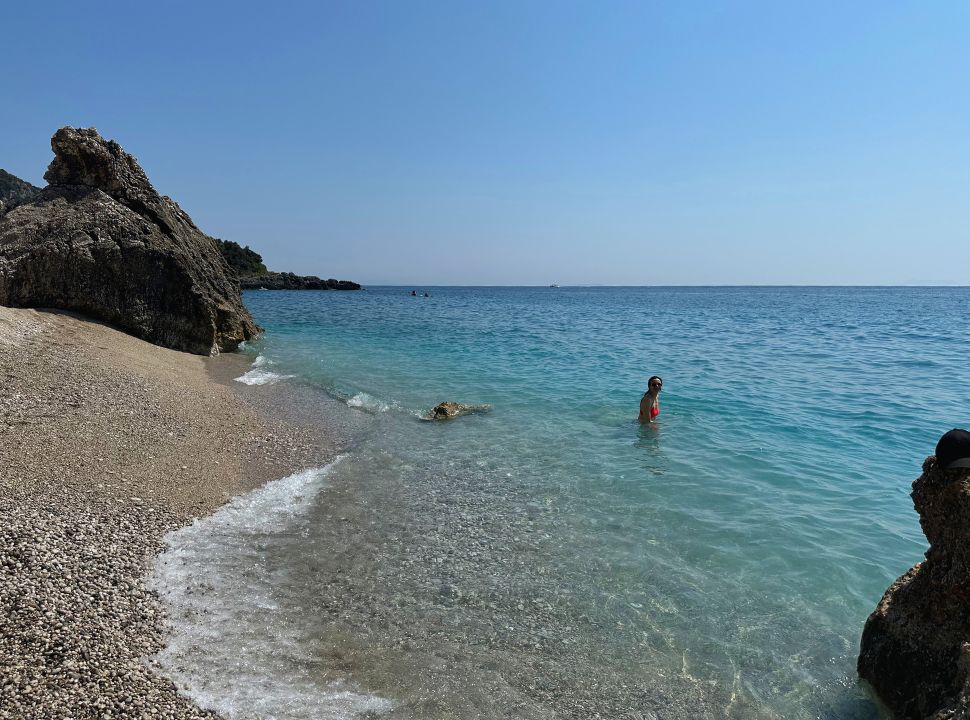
[346,392,391,413]
[148,460,393,719]
[235,355,294,385]
[234,368,293,385]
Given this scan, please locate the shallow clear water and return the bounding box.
[154,286,970,719]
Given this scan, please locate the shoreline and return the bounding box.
[3,288,941,718]
[0,307,333,719]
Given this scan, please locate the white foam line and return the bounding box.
[148,458,394,719]
[346,392,392,413]
[234,368,294,386]
[235,354,296,385]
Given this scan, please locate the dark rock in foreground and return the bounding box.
[858,457,970,719]
[0,169,40,213]
[0,127,260,355]
[239,272,360,291]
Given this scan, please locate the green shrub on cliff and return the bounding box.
[216,239,268,277]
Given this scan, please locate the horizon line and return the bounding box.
[322,283,970,289]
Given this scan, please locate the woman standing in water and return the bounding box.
[639,376,662,423]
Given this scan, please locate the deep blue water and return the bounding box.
[155,287,970,719]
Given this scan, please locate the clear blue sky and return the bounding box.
[3,1,969,285]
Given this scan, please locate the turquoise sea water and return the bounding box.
[155,287,970,719]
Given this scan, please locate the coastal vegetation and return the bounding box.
[215,240,361,291]
[215,239,268,276]
[236,272,362,291]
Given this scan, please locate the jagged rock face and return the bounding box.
[0,128,259,355]
[858,458,970,719]
[0,169,40,213]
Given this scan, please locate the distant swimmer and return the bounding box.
[411,290,417,296]
[639,376,662,423]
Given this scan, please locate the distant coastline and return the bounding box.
[215,239,360,291]
[239,272,361,291]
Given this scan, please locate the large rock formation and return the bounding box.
[0,128,259,355]
[858,457,970,719]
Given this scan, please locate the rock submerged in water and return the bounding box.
[429,402,491,420]
[0,127,259,355]
[858,456,970,719]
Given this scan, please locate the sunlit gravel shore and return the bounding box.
[0,307,323,719]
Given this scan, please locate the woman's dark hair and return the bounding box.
[648,375,663,388]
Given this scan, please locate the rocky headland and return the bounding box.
[0,128,259,355]
[240,272,361,290]
[215,239,361,291]
[858,457,970,719]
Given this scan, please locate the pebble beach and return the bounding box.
[0,306,325,719]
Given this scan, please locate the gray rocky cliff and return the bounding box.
[0,169,40,213]
[858,458,970,719]
[0,127,260,355]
